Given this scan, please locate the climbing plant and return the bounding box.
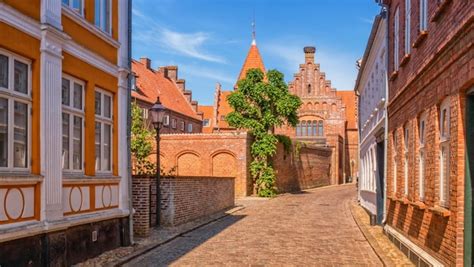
[130,102,154,175]
[226,68,302,197]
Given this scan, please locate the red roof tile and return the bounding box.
[237,44,266,82]
[131,60,200,120]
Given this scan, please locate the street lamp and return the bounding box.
[148,96,168,227]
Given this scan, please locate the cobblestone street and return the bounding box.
[126,184,383,266]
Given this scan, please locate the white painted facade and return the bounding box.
[356,14,387,220]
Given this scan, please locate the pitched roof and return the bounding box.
[131,59,201,120]
[337,91,358,129]
[237,43,266,82]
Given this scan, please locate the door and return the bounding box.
[465,90,474,266]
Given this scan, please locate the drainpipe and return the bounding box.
[127,0,134,244]
[376,0,389,225]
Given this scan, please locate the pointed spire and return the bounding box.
[251,16,256,45]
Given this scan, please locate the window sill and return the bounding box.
[63,175,120,185]
[412,31,428,48]
[410,201,427,210]
[399,54,411,67]
[0,174,43,184]
[429,206,451,217]
[62,6,120,48]
[431,0,452,22]
[400,197,411,205]
[389,71,399,81]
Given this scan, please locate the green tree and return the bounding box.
[226,68,302,197]
[130,102,154,175]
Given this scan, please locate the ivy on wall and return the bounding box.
[226,69,302,197]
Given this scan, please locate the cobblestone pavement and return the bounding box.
[126,184,383,266]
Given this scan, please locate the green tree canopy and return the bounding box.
[226,68,302,196]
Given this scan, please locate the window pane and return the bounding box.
[95,122,101,171]
[95,92,101,115]
[319,121,324,136]
[62,78,70,106]
[103,124,111,171]
[94,0,101,27]
[104,94,111,118]
[0,55,8,88]
[73,83,83,110]
[72,0,82,12]
[0,98,8,167]
[62,0,69,5]
[14,60,28,94]
[105,0,111,33]
[13,102,27,168]
[312,121,317,136]
[73,116,82,170]
[62,113,70,169]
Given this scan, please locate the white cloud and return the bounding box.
[132,9,226,63]
[179,64,235,86]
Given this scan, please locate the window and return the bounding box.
[318,120,324,136]
[95,0,111,34]
[405,0,411,55]
[301,121,307,136]
[95,89,113,172]
[307,84,311,94]
[420,0,428,31]
[203,119,210,127]
[393,133,398,194]
[130,74,137,91]
[187,123,193,133]
[296,122,301,136]
[171,118,177,129]
[62,0,83,15]
[220,115,226,121]
[0,50,30,170]
[163,115,169,126]
[404,126,409,196]
[439,98,450,207]
[312,121,317,136]
[179,121,185,131]
[62,76,84,172]
[394,7,400,71]
[418,113,427,200]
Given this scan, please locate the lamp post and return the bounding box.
[148,97,167,227]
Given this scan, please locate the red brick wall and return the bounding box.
[273,143,332,192]
[157,132,252,197]
[132,176,235,236]
[386,1,473,265]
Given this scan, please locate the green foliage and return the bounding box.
[131,102,155,175]
[276,135,292,155]
[227,68,302,197]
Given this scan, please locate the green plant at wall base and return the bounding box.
[227,68,302,197]
[130,102,154,175]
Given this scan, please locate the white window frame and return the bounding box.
[0,48,32,172]
[393,132,398,194]
[163,115,169,126]
[439,98,450,207]
[95,0,112,35]
[171,118,177,129]
[203,119,210,127]
[187,123,193,133]
[179,120,185,132]
[62,0,84,16]
[418,112,427,200]
[419,0,428,32]
[95,88,113,173]
[405,0,411,55]
[394,7,400,71]
[62,74,85,173]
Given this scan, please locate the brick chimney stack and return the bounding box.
[140,57,151,69]
[304,46,316,64]
[163,66,178,81]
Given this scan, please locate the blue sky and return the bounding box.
[132,0,381,105]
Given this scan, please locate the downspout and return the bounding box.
[377,0,389,225]
[127,0,134,244]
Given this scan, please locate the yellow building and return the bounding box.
[0,0,131,265]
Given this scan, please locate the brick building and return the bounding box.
[381,0,473,265]
[355,13,388,225]
[0,0,132,265]
[275,47,359,185]
[131,58,202,133]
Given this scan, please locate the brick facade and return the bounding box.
[275,47,358,184]
[132,176,235,237]
[385,0,473,265]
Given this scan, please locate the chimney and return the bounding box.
[183,90,192,102]
[303,46,315,64]
[191,100,198,112]
[176,79,186,92]
[163,66,178,81]
[139,57,151,69]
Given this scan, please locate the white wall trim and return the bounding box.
[0,3,42,38]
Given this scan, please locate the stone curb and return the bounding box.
[349,202,391,267]
[110,205,246,266]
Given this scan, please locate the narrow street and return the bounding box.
[126,184,382,266]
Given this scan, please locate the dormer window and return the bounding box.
[62,0,83,15]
